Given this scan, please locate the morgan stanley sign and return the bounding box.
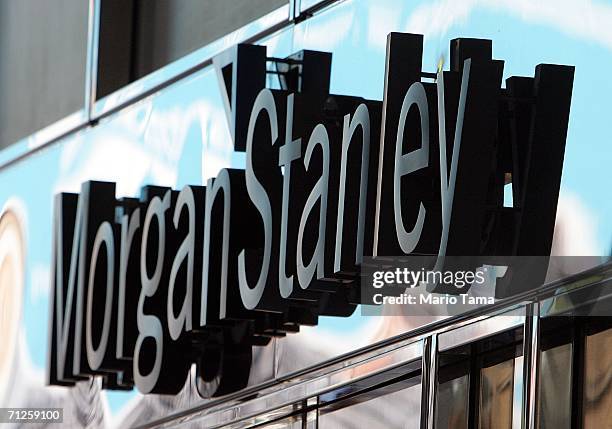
[47,33,574,397]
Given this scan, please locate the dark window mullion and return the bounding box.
[570,320,585,429]
[468,343,481,429]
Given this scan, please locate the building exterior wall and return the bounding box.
[0,0,610,427]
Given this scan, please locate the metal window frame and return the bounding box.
[0,0,102,172]
[90,1,293,121]
[135,262,609,428]
[438,305,527,352]
[85,0,102,118]
[428,304,530,429]
[137,338,424,429]
[0,0,350,172]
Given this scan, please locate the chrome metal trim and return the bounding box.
[305,409,317,429]
[130,262,611,428]
[539,272,612,317]
[0,110,89,172]
[437,306,527,352]
[91,3,292,121]
[524,302,540,429]
[537,260,612,302]
[512,354,525,429]
[85,0,101,119]
[290,0,300,21]
[421,335,437,429]
[137,338,422,429]
[300,0,336,13]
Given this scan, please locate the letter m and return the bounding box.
[46,184,96,385]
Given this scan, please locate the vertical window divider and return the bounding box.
[421,335,438,429]
[467,342,481,428]
[85,0,102,121]
[523,302,540,429]
[570,319,585,429]
[290,0,302,22]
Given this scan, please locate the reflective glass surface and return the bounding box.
[435,359,469,429]
[583,328,612,428]
[538,343,572,429]
[133,0,287,79]
[318,381,422,428]
[0,0,88,148]
[256,414,305,428]
[478,359,514,429]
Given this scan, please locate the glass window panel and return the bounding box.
[97,0,135,98]
[435,358,470,429]
[98,0,288,97]
[537,343,572,429]
[511,356,524,427]
[436,373,469,429]
[436,327,523,429]
[254,414,304,428]
[583,328,612,428]
[133,0,287,79]
[0,0,88,148]
[318,382,421,429]
[478,358,514,429]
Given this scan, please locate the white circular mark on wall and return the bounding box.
[0,210,25,406]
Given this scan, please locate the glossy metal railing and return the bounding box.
[0,0,343,172]
[130,262,611,428]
